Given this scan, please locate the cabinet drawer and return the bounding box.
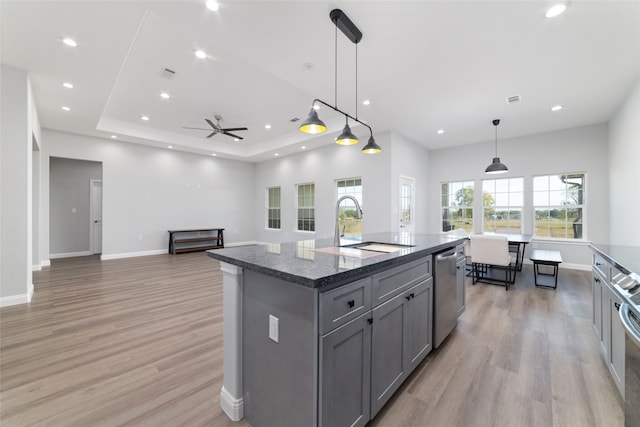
[319,278,371,334]
[593,252,610,282]
[371,258,431,307]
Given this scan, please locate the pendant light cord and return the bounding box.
[334,23,338,109]
[495,125,498,157]
[355,43,358,120]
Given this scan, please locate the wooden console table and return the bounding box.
[168,228,224,254]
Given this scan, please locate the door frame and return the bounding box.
[89,179,102,255]
[399,175,416,234]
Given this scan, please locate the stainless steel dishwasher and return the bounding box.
[433,248,459,348]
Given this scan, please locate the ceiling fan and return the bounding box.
[183,115,248,140]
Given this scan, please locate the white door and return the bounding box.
[90,179,102,255]
[400,176,415,234]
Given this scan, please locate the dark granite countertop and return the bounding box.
[207,232,466,290]
[590,243,640,277]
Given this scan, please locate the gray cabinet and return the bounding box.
[456,257,465,317]
[319,313,371,427]
[591,252,625,398]
[404,278,433,372]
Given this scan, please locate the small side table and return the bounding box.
[530,249,562,289]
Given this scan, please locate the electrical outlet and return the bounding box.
[269,314,279,343]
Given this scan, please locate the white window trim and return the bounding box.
[295,182,316,234]
[265,187,281,231]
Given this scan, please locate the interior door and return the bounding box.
[399,176,415,234]
[90,179,102,255]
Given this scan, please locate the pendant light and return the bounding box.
[299,9,380,154]
[485,119,508,174]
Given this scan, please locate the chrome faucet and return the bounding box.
[334,195,363,246]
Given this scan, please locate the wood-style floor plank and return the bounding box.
[0,254,624,426]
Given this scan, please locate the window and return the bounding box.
[336,178,362,240]
[533,173,585,239]
[296,183,315,232]
[441,181,474,232]
[482,177,523,233]
[266,187,281,230]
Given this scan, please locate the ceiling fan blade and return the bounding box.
[205,118,219,130]
[182,126,211,130]
[220,127,248,132]
[224,132,244,140]
[206,131,217,138]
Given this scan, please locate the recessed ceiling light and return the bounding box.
[301,146,306,150]
[62,38,77,47]
[362,99,371,106]
[551,105,563,111]
[195,50,207,59]
[160,92,170,99]
[168,145,173,149]
[234,138,240,141]
[61,106,71,111]
[274,153,279,156]
[437,129,445,134]
[211,153,217,156]
[265,124,272,129]
[546,4,567,18]
[62,82,74,89]
[205,0,219,11]
[110,135,118,139]
[141,115,149,121]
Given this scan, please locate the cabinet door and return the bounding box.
[319,314,371,427]
[609,290,625,398]
[405,278,433,373]
[456,258,465,317]
[370,293,406,418]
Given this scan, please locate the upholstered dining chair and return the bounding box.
[469,234,515,290]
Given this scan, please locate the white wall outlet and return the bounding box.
[269,314,279,343]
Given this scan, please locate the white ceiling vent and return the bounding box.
[506,95,522,104]
[290,117,300,122]
[161,68,176,79]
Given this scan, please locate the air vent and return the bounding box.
[161,68,176,79]
[506,95,522,104]
[290,117,300,122]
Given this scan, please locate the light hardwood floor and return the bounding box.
[0,253,623,426]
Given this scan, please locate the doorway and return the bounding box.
[90,179,102,255]
[399,176,415,234]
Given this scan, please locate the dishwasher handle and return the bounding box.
[620,303,640,348]
[436,250,456,260]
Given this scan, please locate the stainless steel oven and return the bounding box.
[620,303,640,426]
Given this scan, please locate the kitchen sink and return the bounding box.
[340,242,415,253]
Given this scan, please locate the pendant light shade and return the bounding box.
[299,108,327,134]
[485,119,508,174]
[361,135,382,154]
[336,121,358,145]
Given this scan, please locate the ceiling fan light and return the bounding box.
[361,135,382,154]
[336,123,358,145]
[299,108,327,134]
[485,157,509,174]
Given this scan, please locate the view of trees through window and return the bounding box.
[266,187,281,229]
[482,177,523,234]
[336,178,363,239]
[441,181,474,232]
[533,173,585,238]
[296,183,315,232]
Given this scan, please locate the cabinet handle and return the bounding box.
[367,318,373,325]
[595,278,600,283]
[347,300,355,309]
[406,295,411,301]
[410,293,415,299]
[615,302,621,311]
[596,262,602,266]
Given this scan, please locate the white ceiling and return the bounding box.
[2,1,639,162]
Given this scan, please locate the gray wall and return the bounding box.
[428,123,610,268]
[49,157,102,256]
[41,129,256,259]
[609,77,640,246]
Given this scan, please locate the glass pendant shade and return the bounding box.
[485,157,508,174]
[299,109,327,134]
[361,135,382,154]
[336,123,359,145]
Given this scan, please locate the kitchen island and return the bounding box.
[207,232,466,427]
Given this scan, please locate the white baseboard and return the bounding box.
[49,251,92,259]
[41,260,51,268]
[220,386,243,421]
[32,260,51,271]
[1,286,33,308]
[101,249,167,261]
[32,264,41,271]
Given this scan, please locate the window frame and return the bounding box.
[441,180,474,233]
[481,177,524,234]
[265,186,281,230]
[532,172,586,240]
[295,182,315,233]
[336,177,363,241]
